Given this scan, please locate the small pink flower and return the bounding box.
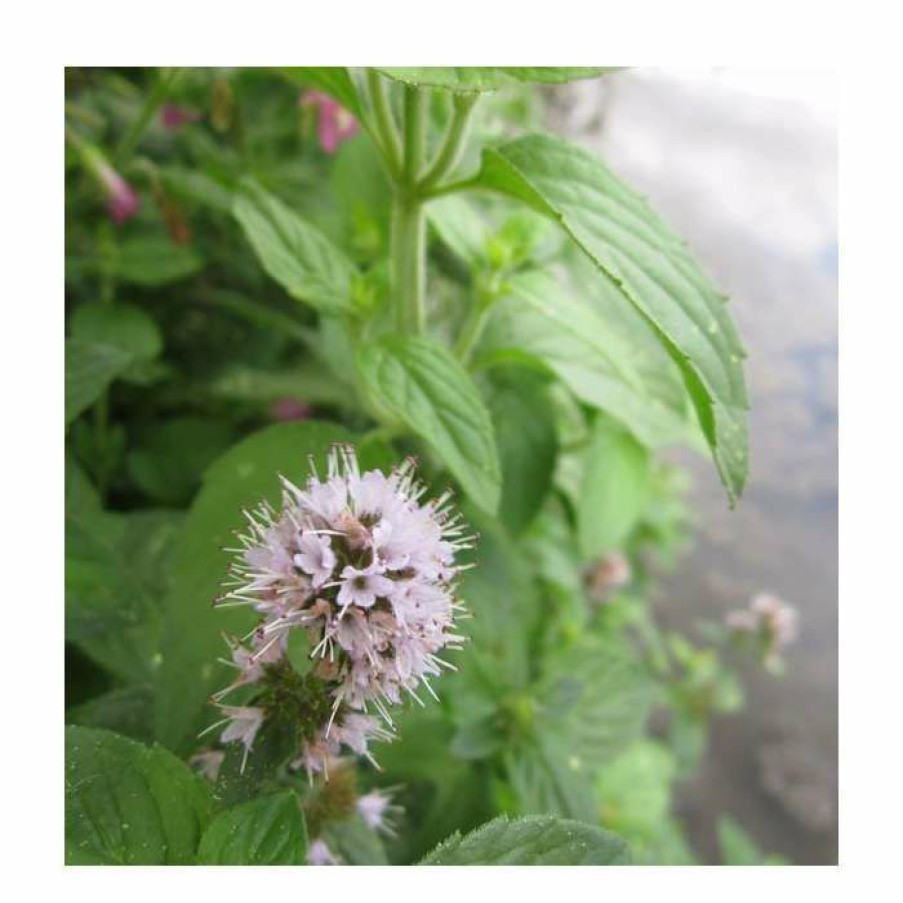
[272,398,312,421]
[97,161,140,224]
[586,552,632,602]
[300,91,359,154]
[160,103,201,131]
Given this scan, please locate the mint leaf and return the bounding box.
[66,509,182,682]
[197,792,307,865]
[474,134,749,503]
[233,181,359,314]
[70,303,162,363]
[419,814,629,865]
[357,336,501,514]
[476,270,695,450]
[377,68,613,94]
[486,366,558,535]
[65,726,214,864]
[577,415,651,557]
[112,236,204,286]
[65,338,134,426]
[537,636,656,770]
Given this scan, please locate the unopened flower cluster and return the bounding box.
[725,592,798,663]
[213,446,469,775]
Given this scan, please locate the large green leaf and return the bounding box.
[485,366,558,535]
[357,336,501,514]
[154,421,389,754]
[65,338,133,426]
[65,726,214,864]
[197,792,307,865]
[233,181,358,314]
[377,68,613,94]
[66,509,183,682]
[475,270,695,449]
[577,415,652,557]
[536,635,656,771]
[419,814,629,865]
[473,134,749,503]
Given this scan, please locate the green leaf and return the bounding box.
[70,303,162,362]
[485,366,558,535]
[197,792,307,865]
[419,814,629,865]
[127,417,237,507]
[67,684,155,744]
[276,67,363,118]
[454,514,542,690]
[596,740,676,839]
[474,134,749,503]
[537,635,656,771]
[504,735,598,823]
[65,726,214,864]
[233,180,358,314]
[476,270,695,449]
[66,455,101,514]
[427,195,489,267]
[112,236,204,286]
[159,167,234,214]
[65,338,134,425]
[377,68,613,94]
[577,415,651,557]
[154,421,390,754]
[357,336,501,514]
[66,509,183,682]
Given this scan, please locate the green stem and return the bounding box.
[454,300,490,363]
[115,68,180,163]
[389,85,429,335]
[402,86,427,185]
[418,94,478,192]
[420,176,481,201]
[365,69,402,177]
[391,198,426,335]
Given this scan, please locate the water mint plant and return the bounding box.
[64,67,791,866]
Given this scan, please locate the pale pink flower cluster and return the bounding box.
[213,445,470,775]
[726,592,799,660]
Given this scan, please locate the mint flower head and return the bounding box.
[213,445,471,776]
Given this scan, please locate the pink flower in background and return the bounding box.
[300,91,358,154]
[97,160,140,224]
[160,103,201,131]
[726,591,799,666]
[272,398,312,422]
[586,552,632,602]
